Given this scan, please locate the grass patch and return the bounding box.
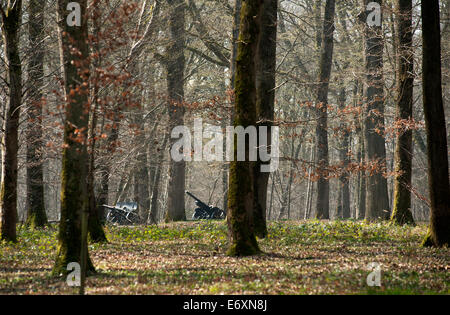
[1,220,448,294]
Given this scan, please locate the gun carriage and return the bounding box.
[185,191,226,220]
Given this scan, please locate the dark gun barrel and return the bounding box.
[185,191,208,208]
[185,191,226,220]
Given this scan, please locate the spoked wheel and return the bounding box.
[210,207,226,220]
[192,208,207,220]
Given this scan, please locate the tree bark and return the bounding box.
[315,0,335,220]
[390,0,415,226]
[337,87,351,219]
[165,0,186,222]
[222,0,243,214]
[226,0,263,256]
[230,0,242,89]
[362,0,390,221]
[253,0,277,238]
[133,115,150,224]
[53,0,94,275]
[421,0,450,247]
[0,1,23,242]
[356,80,367,221]
[87,1,107,242]
[98,109,120,217]
[25,0,47,229]
[357,126,367,220]
[149,133,168,224]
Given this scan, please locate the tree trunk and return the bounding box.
[87,1,107,242]
[229,0,242,89]
[133,118,150,224]
[362,0,390,221]
[223,0,243,213]
[25,0,47,229]
[421,0,450,247]
[357,120,366,220]
[98,108,121,215]
[391,0,415,226]
[253,0,277,237]
[0,1,22,242]
[315,0,335,219]
[278,135,301,220]
[226,0,262,256]
[304,145,315,220]
[87,100,107,243]
[53,0,94,275]
[165,0,186,222]
[149,133,168,224]
[337,87,351,219]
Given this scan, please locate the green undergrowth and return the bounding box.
[266,220,425,245]
[1,220,448,294]
[108,221,228,243]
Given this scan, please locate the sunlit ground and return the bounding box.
[1,220,448,294]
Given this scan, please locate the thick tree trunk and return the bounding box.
[165,0,186,222]
[421,0,450,247]
[25,0,47,229]
[226,0,262,256]
[253,0,277,238]
[391,0,415,226]
[0,1,22,242]
[87,2,107,242]
[362,0,390,221]
[53,0,94,275]
[315,0,335,219]
[222,0,243,214]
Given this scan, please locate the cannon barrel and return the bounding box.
[185,191,208,208]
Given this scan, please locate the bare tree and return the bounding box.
[166,0,187,222]
[0,0,23,242]
[390,0,415,225]
[53,0,95,276]
[315,0,335,219]
[421,0,450,247]
[362,0,390,221]
[226,0,262,256]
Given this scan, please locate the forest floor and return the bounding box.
[0,220,448,295]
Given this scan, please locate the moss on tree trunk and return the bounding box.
[0,1,23,242]
[420,0,450,247]
[390,0,415,226]
[226,0,263,257]
[253,0,278,238]
[53,0,95,275]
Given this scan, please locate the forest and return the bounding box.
[0,0,449,297]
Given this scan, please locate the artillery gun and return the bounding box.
[103,201,141,225]
[185,191,226,220]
